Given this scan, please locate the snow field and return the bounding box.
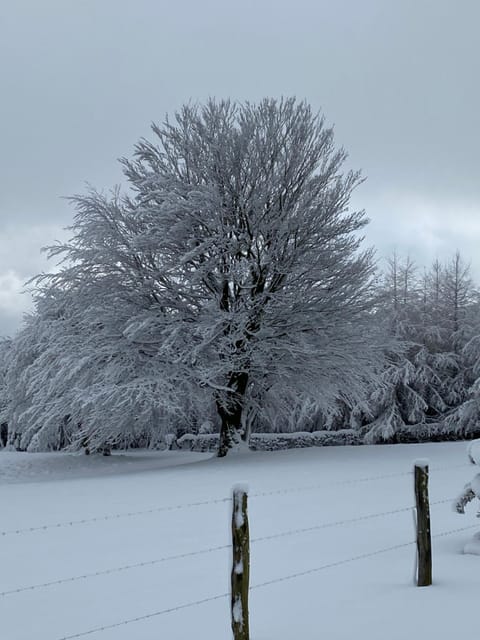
[0,442,478,640]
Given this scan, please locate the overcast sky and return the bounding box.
[1,0,479,335]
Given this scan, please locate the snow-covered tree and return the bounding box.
[443,335,480,437]
[0,338,11,447]
[361,254,425,442]
[436,254,479,412]
[441,252,476,338]
[361,252,478,443]
[4,284,199,452]
[453,440,480,553]
[32,98,381,456]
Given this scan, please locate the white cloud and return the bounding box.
[0,221,67,277]
[0,270,33,336]
[358,190,480,277]
[0,221,68,335]
[0,270,31,313]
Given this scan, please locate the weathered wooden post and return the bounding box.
[414,459,432,586]
[231,485,250,640]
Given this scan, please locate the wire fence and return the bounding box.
[1,461,470,538]
[54,592,232,640]
[0,496,231,537]
[49,522,480,640]
[0,495,463,599]
[0,458,477,639]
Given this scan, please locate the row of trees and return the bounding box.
[0,98,479,456]
[354,251,480,442]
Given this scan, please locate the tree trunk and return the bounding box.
[217,402,243,457]
[217,371,249,457]
[0,422,8,448]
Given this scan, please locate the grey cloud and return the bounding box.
[1,0,479,334]
[0,221,68,333]
[355,190,480,273]
[0,271,33,336]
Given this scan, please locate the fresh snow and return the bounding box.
[413,457,429,470]
[233,484,249,529]
[232,596,243,623]
[463,531,480,555]
[1,442,479,640]
[470,472,480,497]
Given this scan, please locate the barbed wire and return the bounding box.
[54,591,231,640]
[251,496,458,544]
[430,462,472,473]
[252,506,414,545]
[0,472,415,537]
[248,469,413,500]
[250,462,472,500]
[251,540,417,591]
[432,523,480,538]
[48,539,423,639]
[430,497,457,506]
[52,521,480,640]
[1,461,471,538]
[0,503,418,597]
[251,468,414,500]
[4,473,409,537]
[0,543,231,597]
[0,496,230,537]
[1,496,457,598]
[250,521,480,591]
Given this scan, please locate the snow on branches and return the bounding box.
[5,98,382,455]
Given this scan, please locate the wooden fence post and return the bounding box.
[414,460,432,586]
[231,485,250,640]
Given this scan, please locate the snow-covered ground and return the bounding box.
[1,442,478,640]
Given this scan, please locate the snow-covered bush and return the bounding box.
[0,338,11,448]
[453,440,480,554]
[3,288,199,453]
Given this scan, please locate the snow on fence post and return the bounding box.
[231,485,250,640]
[414,460,432,587]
